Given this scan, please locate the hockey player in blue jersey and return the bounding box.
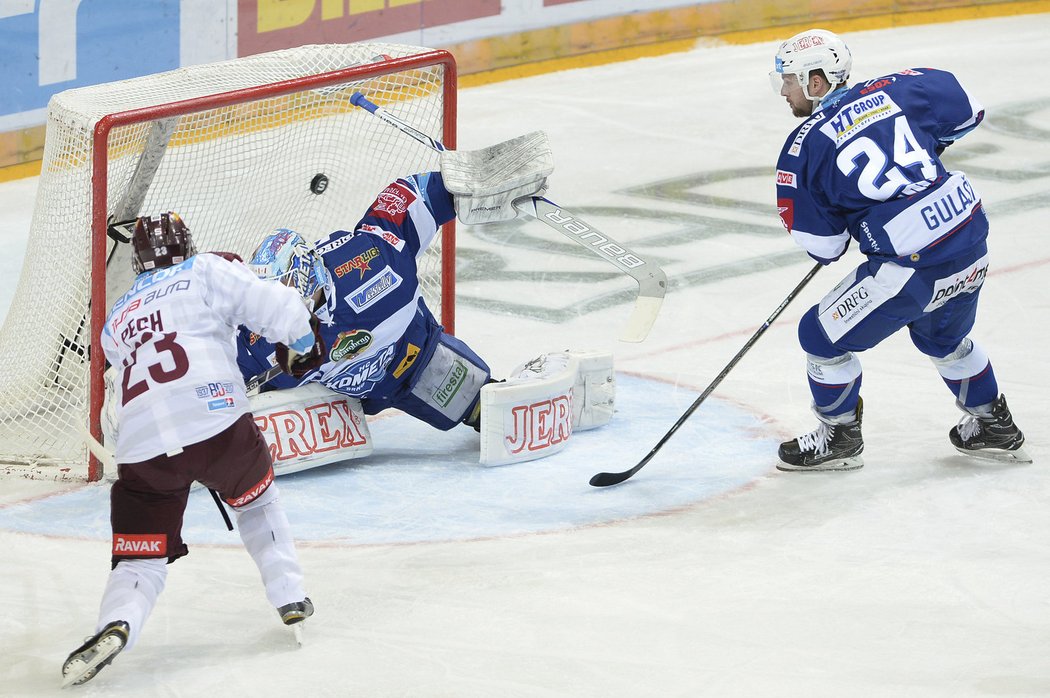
[769,28,1029,471]
[237,171,495,432]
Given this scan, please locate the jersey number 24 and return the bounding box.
[836,115,937,201]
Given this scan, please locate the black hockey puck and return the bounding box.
[310,173,329,195]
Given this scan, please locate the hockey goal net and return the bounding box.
[0,43,457,482]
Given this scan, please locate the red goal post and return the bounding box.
[0,44,457,482]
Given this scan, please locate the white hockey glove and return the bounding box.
[440,130,554,224]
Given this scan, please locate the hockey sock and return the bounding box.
[233,483,306,609]
[96,558,167,651]
[806,351,863,422]
[930,338,999,412]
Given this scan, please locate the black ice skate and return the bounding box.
[949,394,1031,463]
[61,620,129,688]
[778,399,864,472]
[278,597,314,647]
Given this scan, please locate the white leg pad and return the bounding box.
[97,557,168,651]
[234,483,306,609]
[250,383,372,476]
[479,350,614,466]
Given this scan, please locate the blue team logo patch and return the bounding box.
[327,345,396,396]
[347,268,402,312]
[207,397,236,411]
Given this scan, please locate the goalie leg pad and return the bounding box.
[440,130,554,224]
[249,383,373,476]
[480,350,614,466]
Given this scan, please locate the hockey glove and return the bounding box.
[440,131,554,224]
[276,315,326,378]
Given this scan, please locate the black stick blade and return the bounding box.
[589,468,637,487]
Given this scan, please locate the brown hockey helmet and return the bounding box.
[131,212,197,274]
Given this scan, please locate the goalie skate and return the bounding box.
[61,620,129,688]
[778,400,864,472]
[949,394,1031,463]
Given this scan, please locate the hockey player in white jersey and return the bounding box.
[62,213,325,688]
[769,29,1029,471]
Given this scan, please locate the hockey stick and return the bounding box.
[78,421,116,474]
[245,363,285,395]
[349,92,667,342]
[589,261,823,487]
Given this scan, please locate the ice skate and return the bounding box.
[778,399,864,472]
[950,394,1031,463]
[61,620,129,688]
[278,597,314,647]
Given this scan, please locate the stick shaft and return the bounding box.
[349,92,446,152]
[590,261,822,486]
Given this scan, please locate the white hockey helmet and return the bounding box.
[247,228,329,304]
[770,29,852,100]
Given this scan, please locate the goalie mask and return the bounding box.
[131,212,196,274]
[247,228,329,304]
[770,29,852,101]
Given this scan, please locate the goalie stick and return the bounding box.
[589,262,823,487]
[349,91,666,342]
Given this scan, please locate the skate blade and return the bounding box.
[777,455,864,472]
[61,636,123,688]
[954,444,1033,464]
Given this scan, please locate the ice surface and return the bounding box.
[1,15,1048,696]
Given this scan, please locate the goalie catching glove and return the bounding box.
[276,315,326,378]
[440,130,554,224]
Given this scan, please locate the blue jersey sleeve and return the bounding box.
[776,115,851,263]
[915,68,984,146]
[349,171,455,257]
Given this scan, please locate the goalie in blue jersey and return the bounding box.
[236,129,556,437]
[236,171,497,433]
[769,28,1029,471]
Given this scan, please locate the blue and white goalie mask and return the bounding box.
[248,228,329,307]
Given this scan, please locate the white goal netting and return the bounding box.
[0,43,456,481]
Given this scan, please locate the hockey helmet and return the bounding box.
[131,212,196,274]
[247,228,329,303]
[770,29,852,100]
